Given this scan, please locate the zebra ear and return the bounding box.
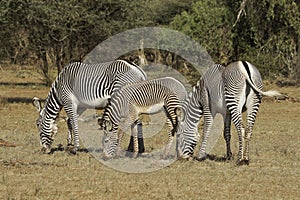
[175,107,185,122]
[32,97,42,112]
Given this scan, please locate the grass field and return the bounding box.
[0,65,299,199]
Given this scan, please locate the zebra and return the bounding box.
[98,77,188,159]
[32,60,147,154]
[176,61,281,165]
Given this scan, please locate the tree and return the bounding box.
[1,0,298,84]
[0,0,195,84]
[170,0,235,64]
[24,0,110,84]
[0,0,31,64]
[231,0,300,83]
[170,0,300,84]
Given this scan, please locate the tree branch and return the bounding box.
[233,0,247,27]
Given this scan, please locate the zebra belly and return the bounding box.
[79,96,111,109]
[136,102,165,115]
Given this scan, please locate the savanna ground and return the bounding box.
[0,65,299,199]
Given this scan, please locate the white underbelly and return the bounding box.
[81,96,111,109]
[137,102,164,114]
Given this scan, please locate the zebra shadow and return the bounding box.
[194,154,231,162]
[49,144,91,154]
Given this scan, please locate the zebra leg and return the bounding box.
[127,119,144,153]
[228,103,246,165]
[162,105,178,159]
[162,118,174,159]
[137,120,145,153]
[131,122,139,158]
[197,106,213,161]
[64,105,80,154]
[127,136,134,152]
[67,118,73,146]
[225,80,247,165]
[224,113,233,160]
[66,107,85,148]
[244,126,252,165]
[232,114,245,165]
[244,92,261,164]
[116,129,124,158]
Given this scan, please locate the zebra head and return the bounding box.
[98,116,118,159]
[175,106,200,159]
[32,97,57,153]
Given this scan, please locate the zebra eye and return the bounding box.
[104,138,109,144]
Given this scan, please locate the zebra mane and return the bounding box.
[118,59,147,80]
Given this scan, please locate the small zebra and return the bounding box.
[33,60,147,154]
[99,77,188,159]
[176,61,281,165]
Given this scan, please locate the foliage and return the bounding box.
[234,0,300,83]
[171,0,300,84]
[171,0,235,64]
[0,0,299,85]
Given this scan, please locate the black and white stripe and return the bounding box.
[176,64,224,159]
[177,61,280,165]
[99,77,188,159]
[33,60,147,153]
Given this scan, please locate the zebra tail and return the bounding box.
[245,75,281,97]
[260,90,282,97]
[240,61,282,97]
[244,76,282,97]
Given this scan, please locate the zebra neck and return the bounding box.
[103,103,123,126]
[43,85,62,120]
[185,94,203,127]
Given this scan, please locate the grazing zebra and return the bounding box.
[176,61,281,165]
[32,60,147,154]
[99,77,188,159]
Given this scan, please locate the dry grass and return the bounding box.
[0,67,299,199]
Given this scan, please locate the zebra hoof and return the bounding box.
[236,159,249,166]
[41,147,52,154]
[195,156,206,162]
[195,153,207,162]
[225,153,233,160]
[125,151,139,158]
[70,149,77,155]
[131,152,139,159]
[66,146,77,155]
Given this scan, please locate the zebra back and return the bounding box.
[103,77,188,126]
